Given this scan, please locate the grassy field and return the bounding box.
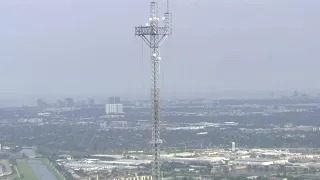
[16,159,38,180]
[41,159,65,180]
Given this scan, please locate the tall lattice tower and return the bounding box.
[135,0,172,179]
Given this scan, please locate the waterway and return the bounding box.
[27,159,57,180]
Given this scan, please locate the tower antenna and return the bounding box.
[135,0,172,179]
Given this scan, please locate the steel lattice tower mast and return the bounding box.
[135,0,172,179]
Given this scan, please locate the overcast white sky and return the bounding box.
[0,0,319,100]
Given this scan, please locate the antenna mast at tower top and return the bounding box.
[166,0,170,12]
[135,0,172,180]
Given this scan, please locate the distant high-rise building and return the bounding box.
[65,98,74,107]
[105,104,123,114]
[78,100,86,106]
[37,98,48,109]
[293,90,299,97]
[231,142,236,152]
[106,96,122,114]
[56,99,65,108]
[115,96,120,103]
[108,97,114,104]
[37,98,43,107]
[88,98,95,106]
[108,96,120,104]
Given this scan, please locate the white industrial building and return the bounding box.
[231,142,236,152]
[112,176,152,180]
[231,158,288,166]
[105,104,123,114]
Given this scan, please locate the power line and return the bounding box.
[141,39,145,92]
[78,107,102,151]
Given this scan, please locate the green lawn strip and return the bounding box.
[8,159,21,180]
[41,159,65,180]
[12,165,22,180]
[16,159,38,180]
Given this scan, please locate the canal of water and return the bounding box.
[27,159,57,180]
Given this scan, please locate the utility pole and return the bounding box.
[135,1,172,179]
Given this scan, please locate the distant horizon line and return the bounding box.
[0,88,320,96]
[1,89,320,99]
[0,89,319,107]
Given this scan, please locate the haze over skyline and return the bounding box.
[0,0,320,100]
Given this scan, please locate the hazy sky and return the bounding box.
[0,0,320,99]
